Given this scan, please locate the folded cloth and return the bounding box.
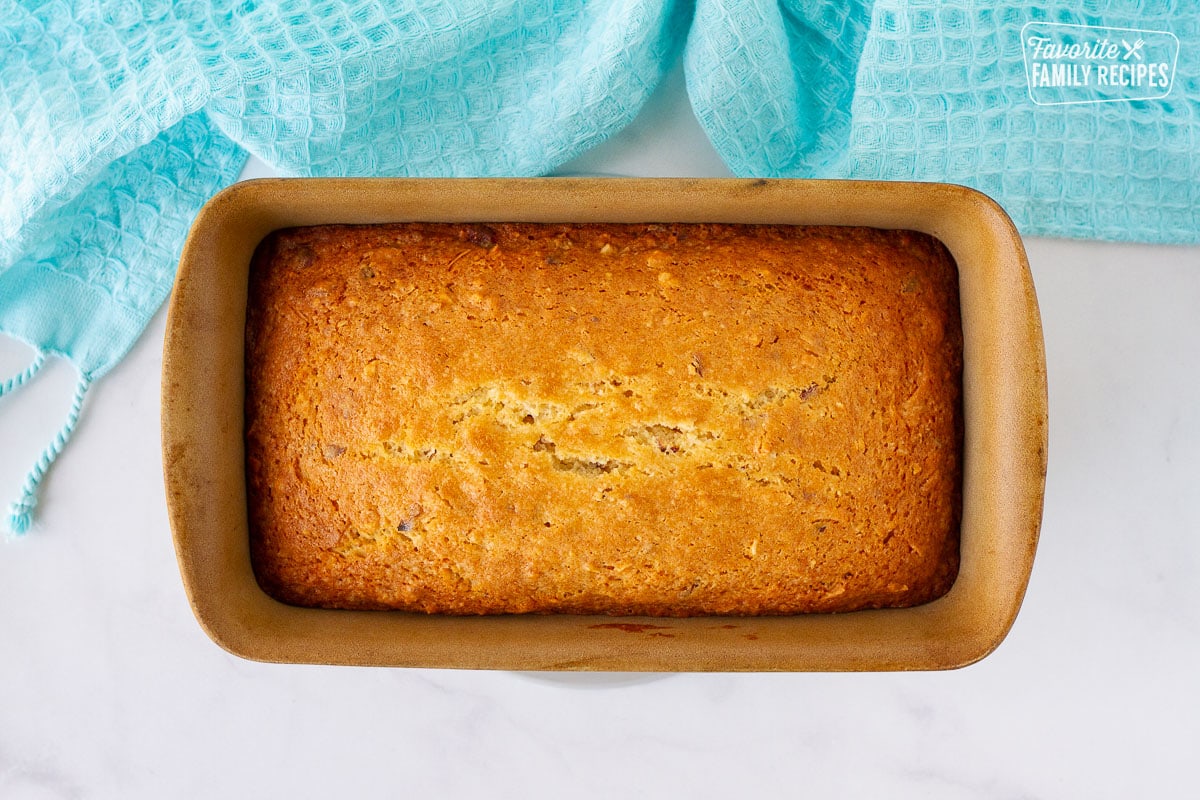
[1,0,1197,533]
[689,0,1199,241]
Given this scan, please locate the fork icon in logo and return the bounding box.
[1122,38,1146,60]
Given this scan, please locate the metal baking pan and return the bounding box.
[162,178,1047,670]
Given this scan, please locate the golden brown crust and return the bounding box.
[245,222,962,615]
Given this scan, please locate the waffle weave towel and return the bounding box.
[2,0,1197,532]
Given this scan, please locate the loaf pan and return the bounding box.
[162,178,1047,671]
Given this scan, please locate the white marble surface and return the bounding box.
[2,63,1199,798]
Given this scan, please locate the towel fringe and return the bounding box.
[7,372,91,536]
[0,351,46,398]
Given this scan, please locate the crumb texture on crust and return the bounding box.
[245,222,963,615]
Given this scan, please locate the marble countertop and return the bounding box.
[2,65,1198,798]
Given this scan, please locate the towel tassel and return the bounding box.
[7,371,91,536]
[0,351,46,398]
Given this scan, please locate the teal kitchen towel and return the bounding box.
[2,0,1197,532]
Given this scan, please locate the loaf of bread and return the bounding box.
[245,222,962,615]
